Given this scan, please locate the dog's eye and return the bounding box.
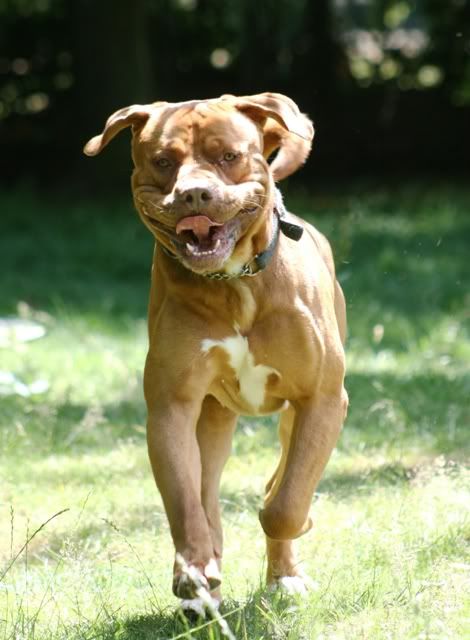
[223,151,238,162]
[155,157,172,169]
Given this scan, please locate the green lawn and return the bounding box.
[0,185,469,639]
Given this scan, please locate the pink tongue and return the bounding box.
[176,215,222,242]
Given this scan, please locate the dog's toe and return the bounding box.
[204,558,222,591]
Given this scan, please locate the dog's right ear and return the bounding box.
[83,105,154,156]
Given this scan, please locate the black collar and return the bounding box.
[161,188,303,280]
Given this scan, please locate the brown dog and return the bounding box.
[84,92,348,610]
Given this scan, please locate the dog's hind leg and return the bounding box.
[196,395,238,601]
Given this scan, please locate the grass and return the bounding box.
[0,184,469,639]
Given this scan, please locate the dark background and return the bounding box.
[1,0,469,190]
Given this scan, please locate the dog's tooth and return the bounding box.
[186,240,221,258]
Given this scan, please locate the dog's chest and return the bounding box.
[201,332,285,415]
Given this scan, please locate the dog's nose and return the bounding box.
[178,186,213,210]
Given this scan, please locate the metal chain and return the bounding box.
[204,259,261,280]
[161,245,262,280]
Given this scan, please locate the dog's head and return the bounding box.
[84,93,313,276]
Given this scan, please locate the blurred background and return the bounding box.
[1,4,469,636]
[1,0,469,189]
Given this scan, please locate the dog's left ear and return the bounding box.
[227,92,314,181]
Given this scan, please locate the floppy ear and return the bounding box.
[227,92,314,181]
[83,104,154,156]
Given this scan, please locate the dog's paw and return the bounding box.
[179,596,220,620]
[269,574,318,596]
[173,555,221,599]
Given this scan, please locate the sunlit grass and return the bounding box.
[0,186,469,639]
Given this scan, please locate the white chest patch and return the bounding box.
[202,332,277,411]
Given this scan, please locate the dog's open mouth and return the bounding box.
[176,216,227,258]
[142,206,259,273]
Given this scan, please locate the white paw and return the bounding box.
[180,596,220,618]
[271,575,318,596]
[174,553,221,597]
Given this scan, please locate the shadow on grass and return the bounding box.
[340,221,470,317]
[1,191,152,320]
[342,370,470,455]
[82,606,245,640]
[66,591,307,640]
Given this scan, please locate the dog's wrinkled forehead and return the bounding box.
[138,101,262,153]
[84,92,314,181]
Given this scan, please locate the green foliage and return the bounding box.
[337,0,470,100]
[1,1,469,119]
[1,1,469,181]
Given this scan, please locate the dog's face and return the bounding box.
[84,93,313,275]
[133,102,272,275]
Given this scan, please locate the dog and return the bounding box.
[84,92,348,611]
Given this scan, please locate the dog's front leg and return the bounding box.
[259,385,348,541]
[146,398,221,598]
[197,395,238,599]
